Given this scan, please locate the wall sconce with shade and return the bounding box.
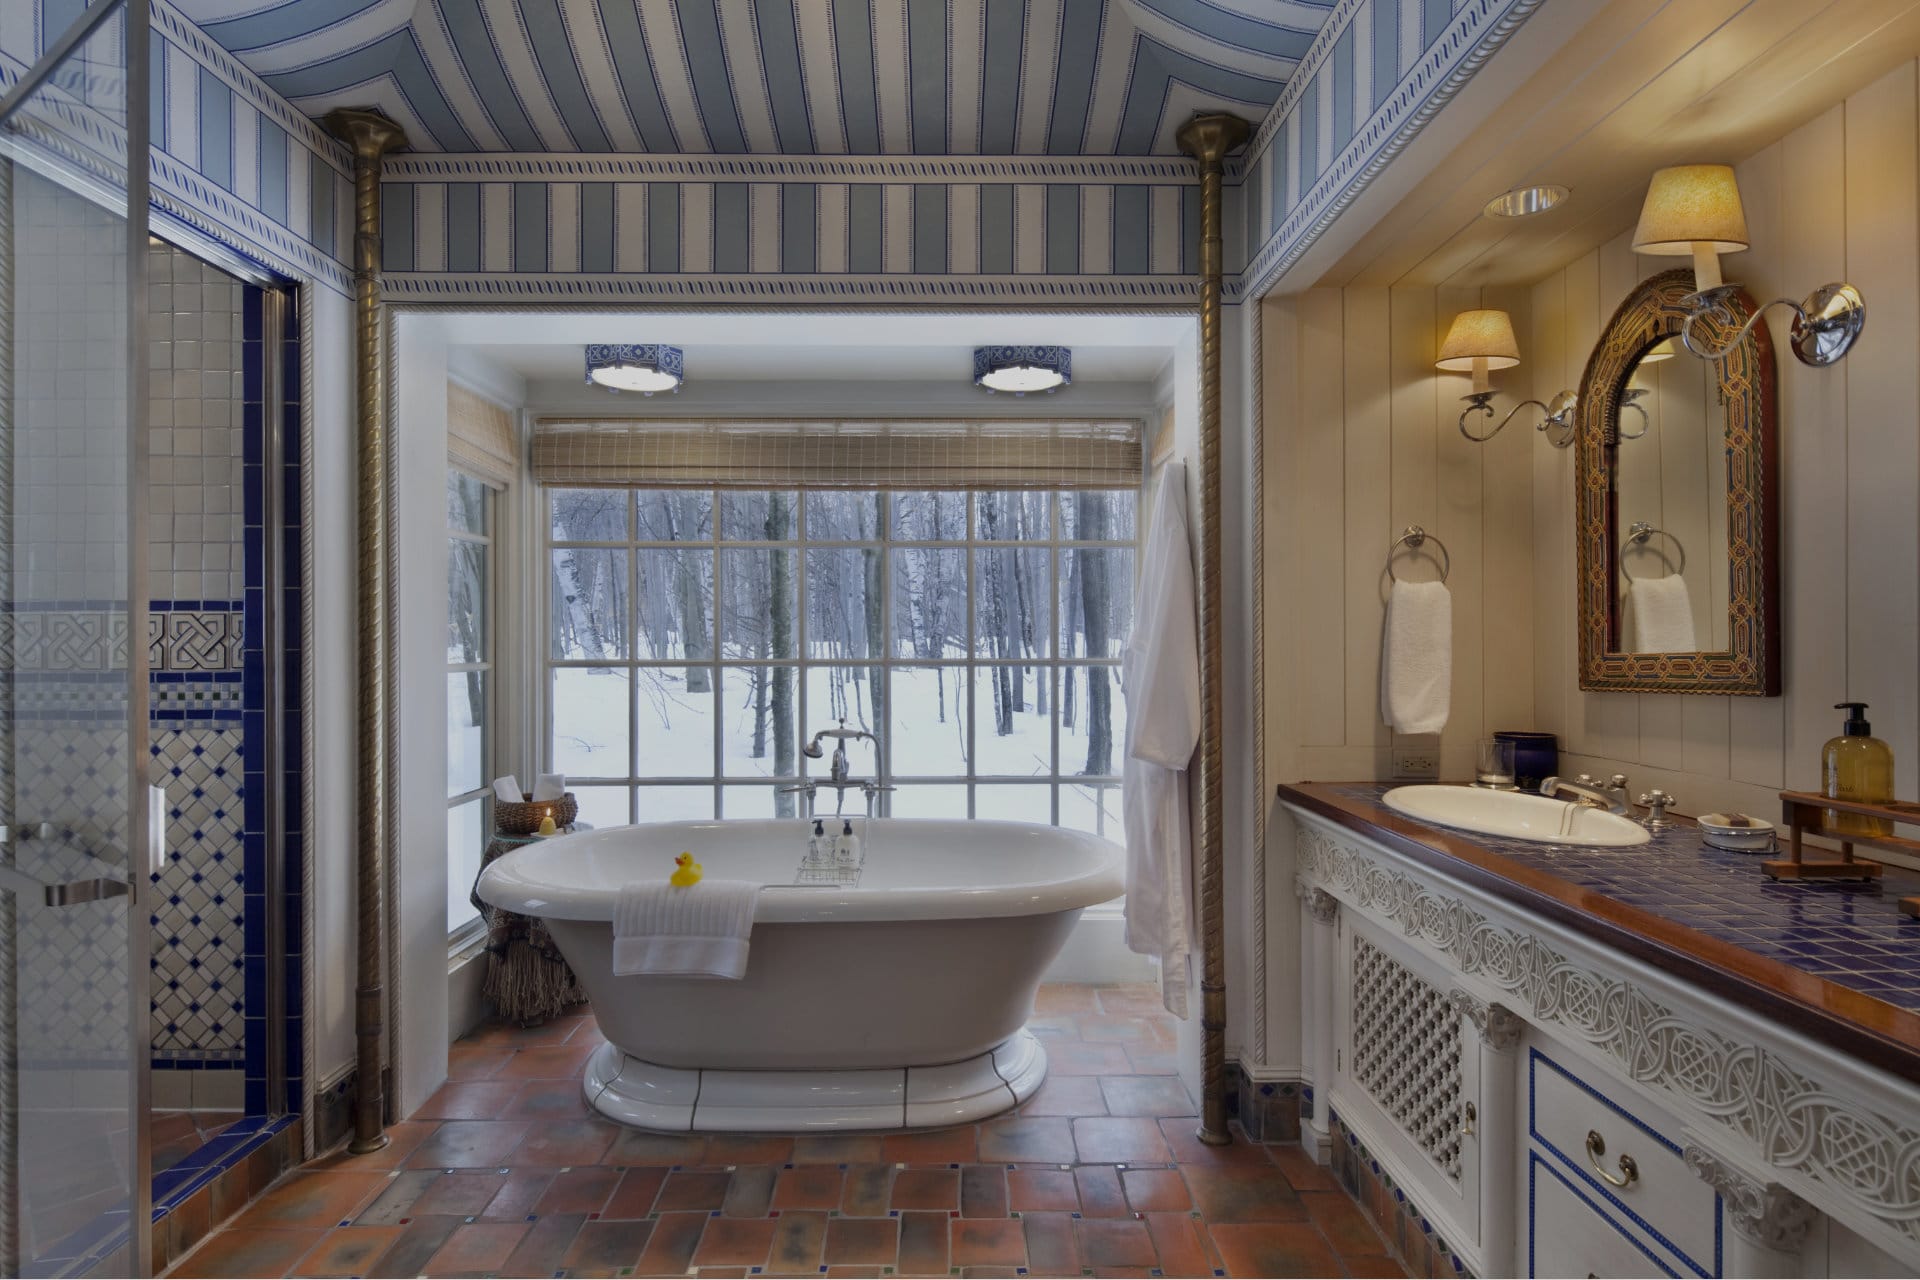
[1438,308,1578,446]
[1634,163,1865,366]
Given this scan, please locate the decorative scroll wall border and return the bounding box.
[1294,818,1920,1263]
[0,605,242,673]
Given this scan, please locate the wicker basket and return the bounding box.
[496,792,579,836]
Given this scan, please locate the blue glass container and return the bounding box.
[1494,731,1559,792]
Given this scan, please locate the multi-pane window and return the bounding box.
[546,489,1136,837]
[447,471,492,936]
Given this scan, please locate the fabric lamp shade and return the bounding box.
[1632,165,1749,255]
[1435,309,1521,372]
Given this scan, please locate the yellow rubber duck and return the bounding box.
[669,852,703,888]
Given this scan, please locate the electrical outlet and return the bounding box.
[1393,749,1439,779]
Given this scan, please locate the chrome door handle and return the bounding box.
[1585,1129,1639,1188]
[0,864,130,907]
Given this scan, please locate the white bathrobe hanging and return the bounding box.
[1122,462,1201,1018]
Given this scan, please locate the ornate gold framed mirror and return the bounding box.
[1576,268,1780,695]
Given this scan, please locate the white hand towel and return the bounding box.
[1381,579,1452,736]
[531,772,567,802]
[612,879,762,979]
[1627,576,1696,652]
[491,775,523,803]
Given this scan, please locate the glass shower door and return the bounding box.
[0,1,152,1275]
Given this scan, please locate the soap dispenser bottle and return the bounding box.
[835,818,861,879]
[1823,702,1895,837]
[807,818,827,870]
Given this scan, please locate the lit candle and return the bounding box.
[536,807,557,836]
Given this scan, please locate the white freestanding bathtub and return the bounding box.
[475,817,1124,1132]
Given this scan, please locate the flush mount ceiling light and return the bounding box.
[1482,184,1570,219]
[585,343,684,395]
[974,345,1071,394]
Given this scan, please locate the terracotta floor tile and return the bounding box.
[635,1210,708,1275]
[1145,1211,1217,1278]
[1033,983,1101,1014]
[1123,1045,1182,1075]
[1021,1211,1081,1275]
[960,1164,1008,1218]
[1269,1143,1343,1192]
[1008,1168,1079,1212]
[1157,1119,1275,1167]
[1087,1266,1157,1278]
[722,1164,778,1217]
[408,1170,511,1219]
[310,1121,438,1172]
[692,1216,778,1267]
[444,1043,510,1081]
[774,1163,847,1209]
[840,1162,895,1217]
[231,1171,390,1229]
[1100,1075,1198,1117]
[533,1164,621,1215]
[1074,1164,1129,1217]
[362,1213,464,1278]
[460,1017,579,1049]
[477,1168,554,1220]
[495,1042,598,1079]
[561,1218,656,1270]
[897,1209,952,1276]
[607,1126,709,1165]
[977,1116,1078,1163]
[770,1209,830,1273]
[794,1133,885,1163]
[1093,986,1173,1018]
[1209,1221,1342,1278]
[825,1267,888,1278]
[1043,1040,1134,1075]
[415,1079,522,1120]
[1121,1167,1191,1212]
[290,1225,403,1276]
[347,1170,441,1225]
[824,1216,900,1265]
[1302,1189,1389,1254]
[961,1268,1022,1278]
[421,1221,530,1275]
[1073,1117,1173,1164]
[512,1116,620,1166]
[891,1167,961,1210]
[173,1227,326,1278]
[500,1211,586,1276]
[504,1077,593,1121]
[403,1120,532,1170]
[656,1168,733,1211]
[1075,1015,1160,1043]
[882,1124,978,1164]
[1019,1073,1109,1117]
[1183,1163,1307,1224]
[1076,1218,1157,1267]
[602,1166,668,1218]
[705,1132,796,1165]
[950,1217,1027,1268]
[1341,1254,1409,1277]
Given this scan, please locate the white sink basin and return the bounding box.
[1381,784,1651,847]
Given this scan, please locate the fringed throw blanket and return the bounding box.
[472,835,587,1025]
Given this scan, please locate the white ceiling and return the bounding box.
[460,341,1175,385]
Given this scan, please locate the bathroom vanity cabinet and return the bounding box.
[1278,783,1920,1279]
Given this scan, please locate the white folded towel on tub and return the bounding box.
[612,879,763,979]
[1381,578,1452,736]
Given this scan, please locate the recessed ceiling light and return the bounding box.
[1483,185,1570,219]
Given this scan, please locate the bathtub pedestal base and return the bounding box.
[584,1028,1048,1132]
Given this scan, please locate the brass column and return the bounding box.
[1176,112,1249,1146]
[323,108,407,1155]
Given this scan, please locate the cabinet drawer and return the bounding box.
[1529,1048,1719,1277]
[1529,1152,1678,1278]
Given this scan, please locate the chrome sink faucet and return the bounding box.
[1538,773,1631,815]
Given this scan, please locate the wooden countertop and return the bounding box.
[1278,781,1920,1084]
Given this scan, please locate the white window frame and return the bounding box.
[447,468,496,945]
[540,489,1139,833]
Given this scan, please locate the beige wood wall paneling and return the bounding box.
[1525,59,1920,824]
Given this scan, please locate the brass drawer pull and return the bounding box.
[1460,1101,1477,1137]
[1585,1129,1639,1189]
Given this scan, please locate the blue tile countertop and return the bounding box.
[1279,781,1920,1080]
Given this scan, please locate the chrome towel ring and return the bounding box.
[1387,525,1451,584]
[1620,521,1686,582]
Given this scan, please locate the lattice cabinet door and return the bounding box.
[1331,912,1489,1265]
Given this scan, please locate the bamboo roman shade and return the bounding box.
[529,419,1144,491]
[447,382,519,488]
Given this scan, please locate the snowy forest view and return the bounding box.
[544,487,1137,836]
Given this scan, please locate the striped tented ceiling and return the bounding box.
[179,0,1335,155]
[530,418,1144,490]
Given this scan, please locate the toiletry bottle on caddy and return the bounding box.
[1823,702,1895,838]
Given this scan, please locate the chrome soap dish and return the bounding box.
[1697,812,1779,854]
